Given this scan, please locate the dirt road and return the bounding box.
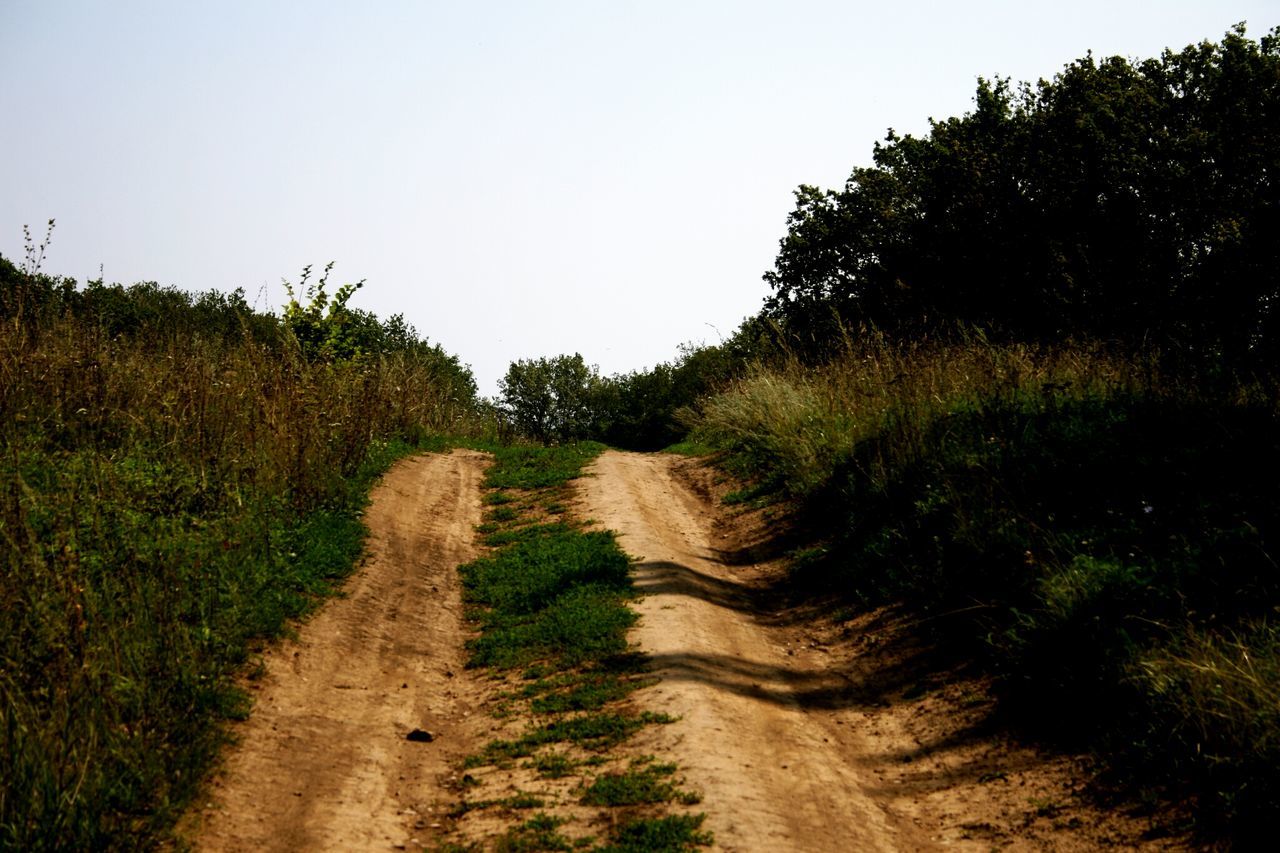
[185,447,1177,851]
[188,449,490,851]
[577,450,1177,852]
[577,451,928,851]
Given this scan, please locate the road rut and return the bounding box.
[188,449,489,852]
[577,450,930,852]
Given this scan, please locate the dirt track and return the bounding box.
[186,447,1180,851]
[188,449,490,851]
[577,450,1179,852]
[578,451,929,852]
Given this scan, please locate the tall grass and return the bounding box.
[0,265,486,848]
[692,333,1146,498]
[688,333,1280,834]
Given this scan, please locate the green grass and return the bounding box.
[463,529,630,616]
[597,814,712,852]
[527,672,649,714]
[493,813,574,852]
[487,505,521,523]
[482,522,575,548]
[483,443,607,490]
[470,712,676,766]
[460,527,638,669]
[527,752,578,779]
[580,758,700,807]
[449,792,546,818]
[459,446,641,671]
[660,440,717,457]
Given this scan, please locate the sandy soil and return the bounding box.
[184,449,491,852]
[577,450,1187,852]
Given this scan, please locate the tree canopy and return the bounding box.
[497,353,601,443]
[764,25,1280,366]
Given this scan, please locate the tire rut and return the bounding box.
[576,450,932,852]
[186,449,491,852]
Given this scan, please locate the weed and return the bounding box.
[529,674,646,714]
[483,522,573,548]
[449,792,545,818]
[488,505,520,523]
[493,813,574,852]
[483,444,605,490]
[581,758,700,806]
[474,712,668,766]
[528,752,578,779]
[460,523,636,669]
[598,813,713,851]
[660,440,717,457]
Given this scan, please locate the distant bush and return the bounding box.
[496,315,781,449]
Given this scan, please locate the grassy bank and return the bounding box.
[689,335,1280,835]
[0,261,485,848]
[453,443,710,851]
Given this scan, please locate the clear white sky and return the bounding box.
[3,2,1275,395]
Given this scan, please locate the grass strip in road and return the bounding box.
[596,815,713,852]
[450,442,710,851]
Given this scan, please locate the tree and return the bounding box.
[763,25,1280,366]
[498,353,601,443]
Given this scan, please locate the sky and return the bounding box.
[2,2,1276,396]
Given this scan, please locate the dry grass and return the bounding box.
[692,333,1147,497]
[1137,621,1280,823]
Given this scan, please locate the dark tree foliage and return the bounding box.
[599,316,782,450]
[498,353,602,444]
[764,26,1280,366]
[498,318,780,449]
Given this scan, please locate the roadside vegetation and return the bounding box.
[448,444,709,851]
[494,25,1280,841]
[0,244,486,849]
[690,336,1279,833]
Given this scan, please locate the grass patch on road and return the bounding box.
[448,443,709,851]
[581,758,701,807]
[598,815,713,852]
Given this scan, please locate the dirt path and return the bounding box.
[577,451,924,852]
[186,449,490,852]
[577,450,1180,852]
[180,447,1181,852]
